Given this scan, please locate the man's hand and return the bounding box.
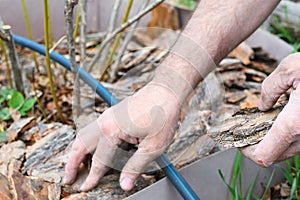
[64,83,181,191]
[241,53,300,166]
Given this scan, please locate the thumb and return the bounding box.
[119,140,164,191]
[259,53,300,111]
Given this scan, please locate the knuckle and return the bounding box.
[71,139,85,152]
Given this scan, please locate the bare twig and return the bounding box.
[98,0,122,71]
[110,0,150,81]
[1,40,12,87]
[80,0,87,71]
[49,35,67,53]
[86,0,165,72]
[98,0,134,81]
[0,17,12,87]
[21,0,40,74]
[43,0,65,122]
[2,25,25,94]
[65,0,80,118]
[73,5,81,40]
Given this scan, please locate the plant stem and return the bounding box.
[2,25,25,95]
[110,0,150,81]
[43,0,65,122]
[98,0,134,80]
[80,0,87,71]
[21,0,40,74]
[73,5,81,40]
[231,150,242,200]
[65,0,81,118]
[1,40,13,87]
[97,0,122,73]
[86,0,165,72]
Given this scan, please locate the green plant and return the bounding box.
[218,151,275,200]
[0,88,37,120]
[269,5,300,52]
[281,155,300,199]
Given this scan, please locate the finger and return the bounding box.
[64,120,101,184]
[80,123,120,191]
[259,53,300,111]
[119,138,165,191]
[276,139,300,162]
[241,86,300,166]
[64,138,90,184]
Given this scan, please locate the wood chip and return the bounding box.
[10,171,61,200]
[0,141,25,176]
[226,90,246,104]
[228,42,254,65]
[3,117,36,143]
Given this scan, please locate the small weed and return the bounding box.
[281,155,300,199]
[219,151,275,200]
[0,88,37,121]
[269,5,300,52]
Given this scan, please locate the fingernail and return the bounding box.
[257,99,266,111]
[80,183,88,192]
[63,177,70,185]
[120,177,135,191]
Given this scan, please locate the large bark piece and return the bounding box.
[208,103,286,148]
[22,124,75,183]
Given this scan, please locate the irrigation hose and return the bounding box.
[13,34,200,200]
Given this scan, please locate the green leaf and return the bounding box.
[286,160,292,173]
[231,151,242,199]
[281,167,293,185]
[251,193,260,200]
[8,91,24,109]
[0,88,15,100]
[245,175,257,200]
[290,177,297,200]
[218,169,237,198]
[0,107,10,120]
[261,169,275,200]
[0,97,5,104]
[19,98,36,114]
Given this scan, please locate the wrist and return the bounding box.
[151,64,194,106]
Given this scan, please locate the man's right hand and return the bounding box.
[64,82,182,191]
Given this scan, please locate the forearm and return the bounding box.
[152,0,280,103]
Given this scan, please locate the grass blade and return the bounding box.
[282,167,294,185]
[231,151,242,200]
[245,175,257,200]
[218,169,237,197]
[261,169,275,199]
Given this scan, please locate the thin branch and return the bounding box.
[98,0,134,80]
[73,5,81,40]
[86,0,165,72]
[80,0,87,71]
[2,25,25,94]
[65,0,80,118]
[0,17,12,87]
[43,0,65,122]
[1,40,12,87]
[97,0,122,72]
[21,0,40,74]
[110,0,150,81]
